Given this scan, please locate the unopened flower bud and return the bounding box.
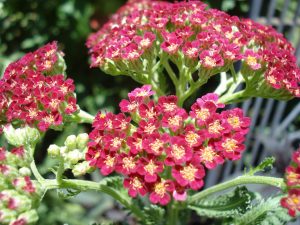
[0,209,16,224]
[64,135,77,151]
[72,161,93,177]
[47,144,60,158]
[3,125,40,147]
[66,149,84,164]
[8,194,32,213]
[59,146,68,157]
[76,133,89,150]
[18,167,31,177]
[15,209,38,224]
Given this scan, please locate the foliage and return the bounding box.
[189,186,255,219]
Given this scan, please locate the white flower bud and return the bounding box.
[47,144,61,158]
[64,135,77,151]
[65,149,84,164]
[18,167,31,177]
[76,133,89,150]
[3,125,40,147]
[72,161,93,177]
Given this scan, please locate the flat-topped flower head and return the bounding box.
[86,85,250,205]
[87,0,300,98]
[0,42,78,132]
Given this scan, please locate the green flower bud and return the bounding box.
[0,209,16,224]
[76,133,89,150]
[3,125,40,147]
[18,167,31,177]
[10,195,32,213]
[59,146,68,157]
[66,149,84,165]
[64,135,77,151]
[47,144,61,158]
[16,209,38,224]
[72,161,93,177]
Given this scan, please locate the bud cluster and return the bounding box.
[87,0,300,97]
[48,133,93,177]
[86,85,250,205]
[281,148,300,217]
[0,146,41,225]
[0,42,78,132]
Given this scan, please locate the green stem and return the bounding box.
[167,201,179,225]
[163,60,178,86]
[218,89,248,104]
[43,179,145,221]
[189,175,284,204]
[73,109,95,124]
[30,160,45,184]
[56,157,64,185]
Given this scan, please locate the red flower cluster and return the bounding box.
[86,85,250,205]
[281,148,300,217]
[86,0,300,97]
[0,42,78,131]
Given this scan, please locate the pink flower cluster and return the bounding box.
[86,0,300,97]
[281,148,300,217]
[0,42,78,132]
[86,85,250,205]
[0,147,40,225]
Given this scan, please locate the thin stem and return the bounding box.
[73,109,95,124]
[56,157,64,185]
[189,175,284,204]
[30,160,45,184]
[43,179,145,221]
[218,89,247,104]
[163,60,178,86]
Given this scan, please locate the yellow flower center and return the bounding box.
[131,177,142,190]
[204,56,216,67]
[112,137,122,148]
[171,144,185,160]
[181,165,197,182]
[49,99,60,109]
[168,115,181,127]
[222,139,237,152]
[150,139,164,154]
[185,132,199,146]
[44,115,55,124]
[163,103,177,112]
[122,157,135,170]
[246,56,257,66]
[104,155,115,167]
[201,146,216,162]
[144,160,158,175]
[154,182,166,197]
[227,116,241,129]
[195,108,210,121]
[134,138,143,149]
[144,124,156,134]
[208,120,224,134]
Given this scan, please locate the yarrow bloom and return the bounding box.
[86,85,250,205]
[87,0,300,97]
[0,42,78,132]
[281,148,300,216]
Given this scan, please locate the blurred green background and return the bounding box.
[1,0,297,224]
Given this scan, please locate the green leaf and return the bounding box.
[188,186,255,219]
[245,157,275,175]
[99,176,123,189]
[232,196,294,225]
[143,205,165,225]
